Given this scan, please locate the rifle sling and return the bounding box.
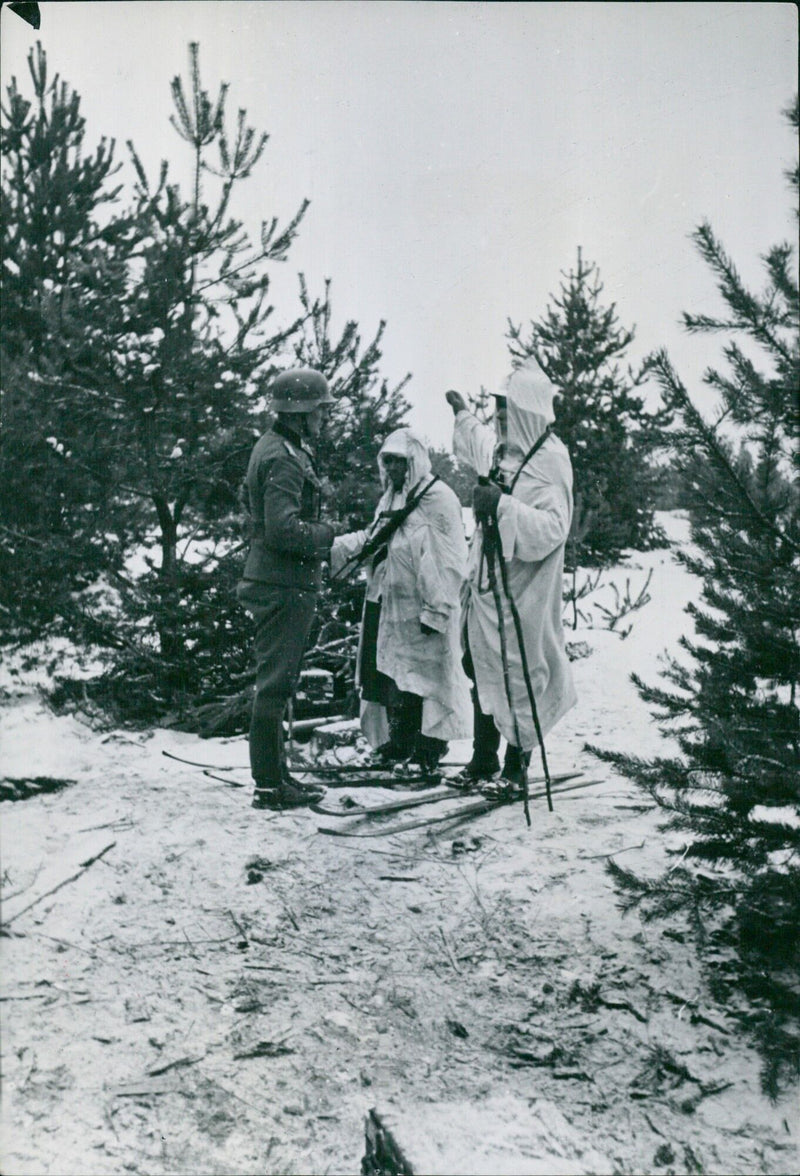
[337,475,439,579]
[365,475,439,564]
[508,425,553,492]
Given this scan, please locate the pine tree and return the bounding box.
[290,274,410,530]
[0,44,134,641]
[507,249,670,564]
[428,447,475,507]
[44,43,315,719]
[593,98,800,1093]
[111,42,308,655]
[26,45,410,727]
[467,383,494,425]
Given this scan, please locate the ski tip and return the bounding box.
[202,769,246,789]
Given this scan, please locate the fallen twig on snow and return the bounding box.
[438,925,462,974]
[679,1080,735,1113]
[76,817,135,833]
[147,1054,204,1077]
[578,840,645,860]
[120,934,240,949]
[278,899,300,931]
[651,986,732,1035]
[306,977,366,986]
[690,1010,731,1035]
[233,1039,294,1059]
[227,909,249,942]
[324,841,467,865]
[0,993,53,1002]
[598,996,649,1023]
[3,842,116,925]
[340,992,373,1015]
[643,1111,664,1136]
[37,933,97,956]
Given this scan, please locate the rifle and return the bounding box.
[330,476,439,582]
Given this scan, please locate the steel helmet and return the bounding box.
[270,368,333,413]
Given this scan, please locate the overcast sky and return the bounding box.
[2,1,796,445]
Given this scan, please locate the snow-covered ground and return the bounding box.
[1,514,797,1175]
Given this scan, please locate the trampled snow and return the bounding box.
[1,511,796,1175]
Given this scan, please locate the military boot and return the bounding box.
[413,733,449,775]
[452,703,501,789]
[500,744,531,788]
[253,775,325,811]
[250,697,323,810]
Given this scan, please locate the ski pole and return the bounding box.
[491,521,554,812]
[481,519,531,828]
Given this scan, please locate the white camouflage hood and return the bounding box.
[377,428,432,501]
[502,358,557,456]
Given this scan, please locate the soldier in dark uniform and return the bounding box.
[237,369,335,810]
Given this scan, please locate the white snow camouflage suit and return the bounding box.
[454,360,577,749]
[331,428,472,748]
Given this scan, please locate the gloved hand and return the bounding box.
[445,389,468,415]
[420,621,437,636]
[472,481,502,522]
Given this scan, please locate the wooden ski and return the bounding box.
[312,772,584,818]
[317,777,604,837]
[202,769,247,789]
[163,748,459,784]
[201,768,434,791]
[293,760,469,775]
[163,749,247,772]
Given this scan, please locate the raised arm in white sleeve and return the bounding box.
[452,411,495,479]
